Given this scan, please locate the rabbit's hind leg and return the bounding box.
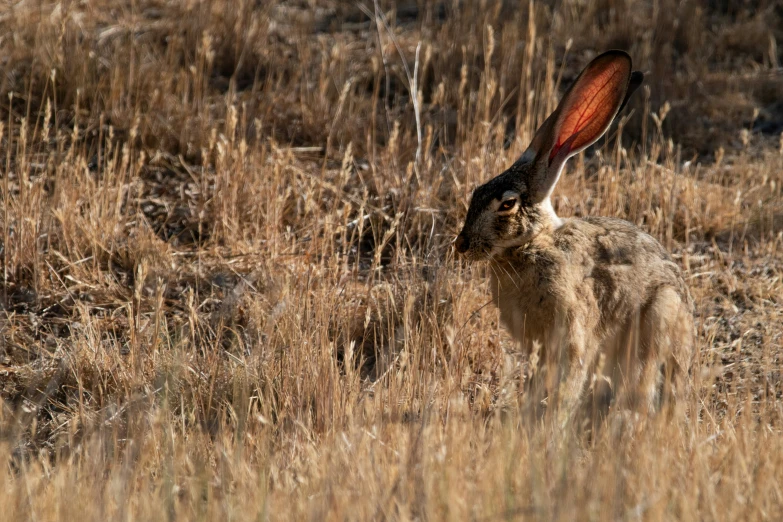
[638,286,692,415]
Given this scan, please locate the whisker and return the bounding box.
[487,262,502,285]
[494,260,520,291]
[505,258,524,286]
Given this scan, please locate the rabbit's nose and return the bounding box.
[454,234,469,253]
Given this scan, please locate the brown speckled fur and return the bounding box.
[490,217,693,416]
[455,51,694,422]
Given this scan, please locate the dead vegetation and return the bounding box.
[1,0,782,520]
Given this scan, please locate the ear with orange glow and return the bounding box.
[547,51,633,163]
[523,50,640,202]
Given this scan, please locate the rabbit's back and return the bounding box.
[557,217,690,324]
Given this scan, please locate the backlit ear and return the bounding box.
[522,50,641,201]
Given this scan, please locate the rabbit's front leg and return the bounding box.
[556,321,596,429]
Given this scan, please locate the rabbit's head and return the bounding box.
[455,50,643,261]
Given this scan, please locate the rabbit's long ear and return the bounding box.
[522,50,640,202]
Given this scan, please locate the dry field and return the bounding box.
[1,1,783,520]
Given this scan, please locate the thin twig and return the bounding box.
[412,42,423,169]
[361,1,423,172]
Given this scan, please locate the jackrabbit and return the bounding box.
[455,50,693,421]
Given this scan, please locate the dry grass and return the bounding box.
[1,1,783,520]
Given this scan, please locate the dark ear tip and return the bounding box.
[596,49,632,60]
[618,70,645,112]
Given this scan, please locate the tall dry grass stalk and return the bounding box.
[1,1,782,520]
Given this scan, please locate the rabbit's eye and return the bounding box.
[498,199,517,212]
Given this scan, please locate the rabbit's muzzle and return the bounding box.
[454,234,468,254]
[454,231,493,261]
